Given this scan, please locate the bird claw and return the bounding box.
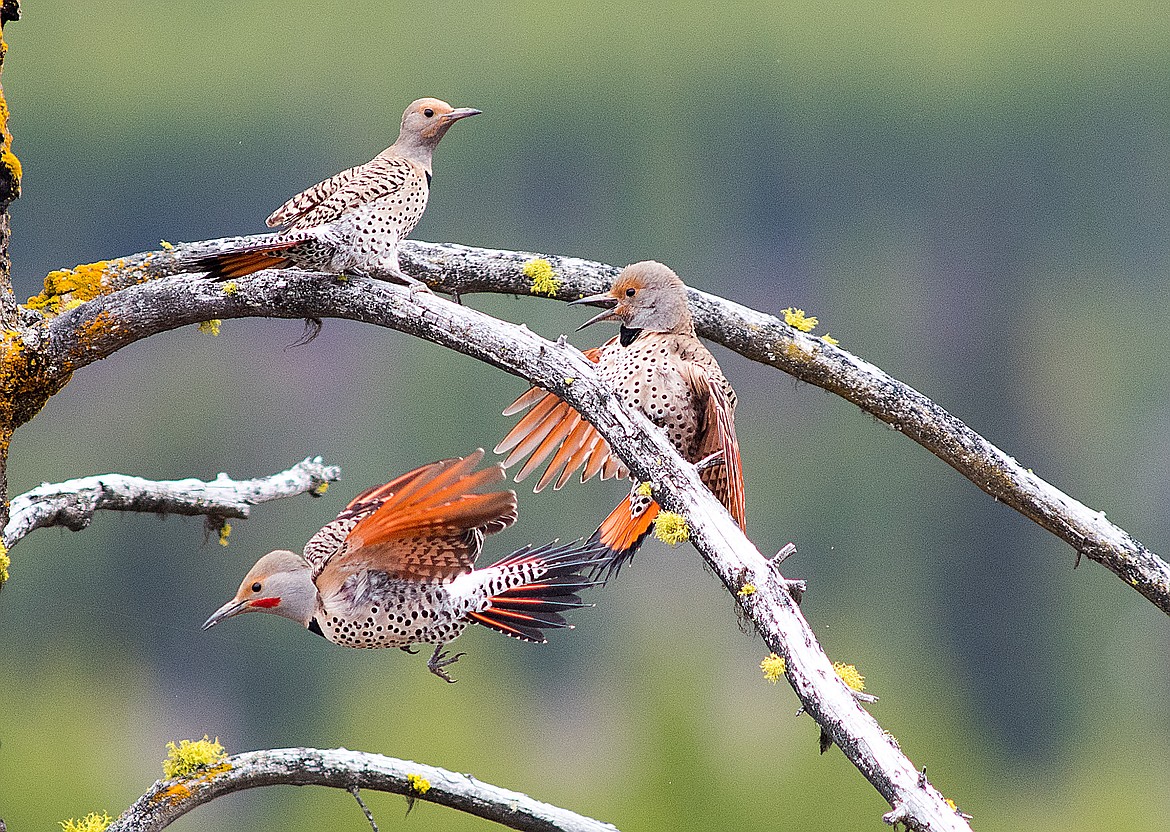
[427,645,466,683]
[400,645,419,655]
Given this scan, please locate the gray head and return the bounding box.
[201,549,316,631]
[390,97,481,165]
[572,260,695,334]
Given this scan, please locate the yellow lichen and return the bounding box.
[59,812,112,832]
[25,260,114,316]
[311,481,329,496]
[820,333,840,346]
[523,258,561,296]
[162,736,227,779]
[653,511,689,545]
[1,147,20,181]
[782,307,819,333]
[833,662,866,692]
[738,582,756,597]
[407,773,432,794]
[760,653,786,683]
[218,523,232,547]
[198,319,222,336]
[563,377,575,385]
[221,281,238,296]
[159,240,175,251]
[635,481,653,498]
[945,798,957,811]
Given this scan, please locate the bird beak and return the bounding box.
[442,107,482,122]
[571,293,620,330]
[202,597,249,630]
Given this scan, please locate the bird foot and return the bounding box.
[426,644,465,683]
[385,267,433,295]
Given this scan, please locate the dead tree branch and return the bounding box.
[110,746,618,832]
[52,235,1170,614]
[31,268,969,830]
[3,457,340,550]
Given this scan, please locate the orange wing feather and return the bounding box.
[327,450,518,582]
[495,344,629,490]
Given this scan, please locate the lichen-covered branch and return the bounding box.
[35,270,968,830]
[111,746,618,832]
[34,236,1170,615]
[3,457,340,551]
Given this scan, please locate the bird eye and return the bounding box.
[423,108,435,118]
[251,582,262,593]
[625,287,636,297]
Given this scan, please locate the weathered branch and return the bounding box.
[34,269,968,830]
[3,457,340,550]
[46,235,1170,614]
[111,747,618,832]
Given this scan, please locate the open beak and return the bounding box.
[202,597,249,630]
[570,293,619,330]
[442,107,482,123]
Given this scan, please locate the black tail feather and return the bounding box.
[470,538,610,643]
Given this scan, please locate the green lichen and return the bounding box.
[635,481,653,498]
[198,319,222,336]
[162,736,227,779]
[653,511,690,545]
[523,258,561,296]
[59,812,112,832]
[0,539,9,584]
[217,522,231,547]
[221,281,238,296]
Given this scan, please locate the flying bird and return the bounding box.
[203,450,606,682]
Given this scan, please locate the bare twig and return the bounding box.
[50,235,1170,614]
[3,456,340,550]
[110,747,618,832]
[35,270,969,830]
[348,785,380,832]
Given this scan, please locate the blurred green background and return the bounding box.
[3,1,1170,829]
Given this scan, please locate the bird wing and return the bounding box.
[494,343,629,491]
[317,450,518,585]
[266,155,418,230]
[682,361,746,530]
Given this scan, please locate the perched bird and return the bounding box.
[202,450,607,682]
[495,261,745,576]
[191,97,480,287]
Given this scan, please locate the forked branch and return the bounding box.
[38,269,970,830]
[56,235,1170,614]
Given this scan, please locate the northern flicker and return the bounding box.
[494,261,746,577]
[191,97,480,287]
[202,450,606,682]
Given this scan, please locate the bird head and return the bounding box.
[397,97,482,150]
[202,549,316,631]
[572,260,694,334]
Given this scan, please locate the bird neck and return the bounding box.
[385,138,435,170]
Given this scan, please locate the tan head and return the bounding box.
[392,97,481,163]
[572,261,694,335]
[201,550,316,631]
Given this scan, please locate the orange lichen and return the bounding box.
[0,329,71,446]
[153,783,193,804]
[25,260,115,316]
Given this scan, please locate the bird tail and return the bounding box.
[586,490,660,582]
[466,538,609,643]
[191,239,302,280]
